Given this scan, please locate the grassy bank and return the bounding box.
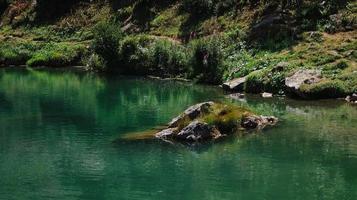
[0,0,356,98]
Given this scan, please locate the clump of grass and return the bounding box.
[0,41,39,65]
[26,43,86,67]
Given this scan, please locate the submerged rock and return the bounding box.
[241,115,278,130]
[285,69,322,97]
[222,76,246,92]
[121,102,278,144]
[228,93,245,100]
[261,92,273,98]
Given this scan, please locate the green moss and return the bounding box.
[300,79,348,99]
[200,103,251,134]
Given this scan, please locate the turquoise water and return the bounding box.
[0,68,357,200]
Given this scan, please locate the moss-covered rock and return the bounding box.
[122,102,278,144]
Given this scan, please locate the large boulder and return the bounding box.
[285,69,322,97]
[222,76,246,92]
[249,11,295,41]
[168,101,214,128]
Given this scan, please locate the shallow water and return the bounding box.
[0,68,356,200]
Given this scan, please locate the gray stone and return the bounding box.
[175,121,222,142]
[168,102,214,128]
[261,92,273,98]
[285,69,322,96]
[228,93,245,100]
[155,128,177,139]
[241,115,278,130]
[222,76,247,92]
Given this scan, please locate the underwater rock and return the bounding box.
[228,93,245,100]
[261,92,273,98]
[241,115,278,130]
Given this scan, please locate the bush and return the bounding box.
[118,35,153,74]
[189,37,224,84]
[245,69,285,94]
[92,21,123,69]
[148,40,189,77]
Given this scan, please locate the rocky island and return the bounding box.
[122,102,278,144]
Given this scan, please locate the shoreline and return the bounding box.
[1,65,355,104]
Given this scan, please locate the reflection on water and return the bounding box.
[0,68,356,200]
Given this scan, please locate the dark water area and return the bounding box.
[0,68,356,200]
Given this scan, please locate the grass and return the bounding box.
[0,38,87,67]
[26,43,86,67]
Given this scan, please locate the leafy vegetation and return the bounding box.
[0,0,356,98]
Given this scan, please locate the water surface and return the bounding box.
[0,68,356,200]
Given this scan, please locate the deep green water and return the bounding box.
[0,68,357,200]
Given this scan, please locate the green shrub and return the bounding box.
[92,21,123,69]
[189,37,224,84]
[118,35,152,74]
[245,69,285,94]
[148,40,189,77]
[338,73,357,94]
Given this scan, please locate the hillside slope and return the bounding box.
[0,0,356,98]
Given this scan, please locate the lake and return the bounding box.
[0,67,357,200]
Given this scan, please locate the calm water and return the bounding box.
[0,68,357,200]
